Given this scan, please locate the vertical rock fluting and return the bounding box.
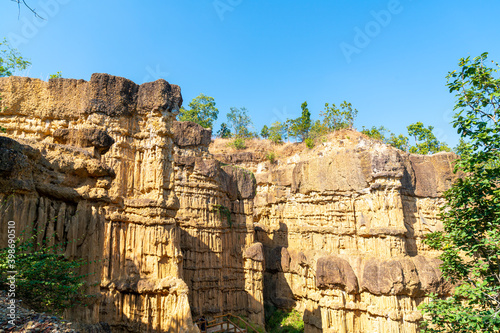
[172,121,265,326]
[0,73,459,332]
[0,74,199,332]
[231,135,457,333]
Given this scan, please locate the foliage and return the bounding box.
[260,125,270,139]
[0,38,31,132]
[227,107,254,138]
[305,137,314,149]
[407,121,451,154]
[212,204,232,228]
[287,102,311,142]
[387,133,410,151]
[309,119,329,141]
[265,151,276,164]
[178,94,219,129]
[320,101,358,131]
[361,125,389,141]
[419,53,500,332]
[361,123,449,154]
[0,38,31,78]
[265,305,304,333]
[229,137,246,150]
[217,122,232,138]
[0,229,92,314]
[49,71,62,79]
[268,121,285,144]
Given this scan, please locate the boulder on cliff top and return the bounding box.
[173,121,212,147]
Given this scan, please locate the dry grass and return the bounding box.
[209,129,369,163]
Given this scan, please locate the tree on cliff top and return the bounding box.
[287,101,312,142]
[407,122,450,154]
[419,53,500,332]
[0,37,31,132]
[178,94,219,129]
[0,38,31,77]
[227,106,254,138]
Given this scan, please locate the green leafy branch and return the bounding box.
[212,204,232,228]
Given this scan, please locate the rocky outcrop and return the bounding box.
[0,73,458,333]
[221,134,457,333]
[0,74,198,333]
[172,121,264,326]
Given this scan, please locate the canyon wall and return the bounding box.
[0,74,198,332]
[215,134,457,333]
[172,121,264,326]
[0,74,457,333]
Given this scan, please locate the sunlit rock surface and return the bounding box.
[0,74,457,333]
[0,74,198,333]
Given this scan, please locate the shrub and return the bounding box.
[265,151,276,164]
[212,204,232,227]
[0,229,93,314]
[305,137,314,149]
[265,305,304,333]
[229,137,246,150]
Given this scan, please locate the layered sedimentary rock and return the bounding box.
[0,74,198,332]
[245,134,457,332]
[172,121,264,326]
[0,73,458,333]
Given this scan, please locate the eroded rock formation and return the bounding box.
[0,74,457,333]
[172,121,264,325]
[230,135,457,332]
[0,74,198,332]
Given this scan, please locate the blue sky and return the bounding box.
[1,0,500,147]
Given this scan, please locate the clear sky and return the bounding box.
[1,0,500,147]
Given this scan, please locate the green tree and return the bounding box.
[227,107,253,138]
[0,38,31,77]
[361,126,389,142]
[309,119,329,141]
[387,133,410,151]
[407,122,451,154]
[296,101,312,142]
[217,122,231,138]
[178,94,219,129]
[260,125,270,139]
[268,121,285,144]
[0,38,31,132]
[287,102,312,142]
[320,101,358,131]
[0,231,92,314]
[419,53,500,332]
[49,71,62,79]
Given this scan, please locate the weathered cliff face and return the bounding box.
[211,134,457,333]
[0,74,199,332]
[0,73,458,333]
[172,121,264,326]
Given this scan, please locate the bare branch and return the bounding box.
[10,0,45,20]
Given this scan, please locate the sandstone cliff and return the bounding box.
[172,121,264,326]
[0,74,458,333]
[210,133,457,333]
[0,74,198,332]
